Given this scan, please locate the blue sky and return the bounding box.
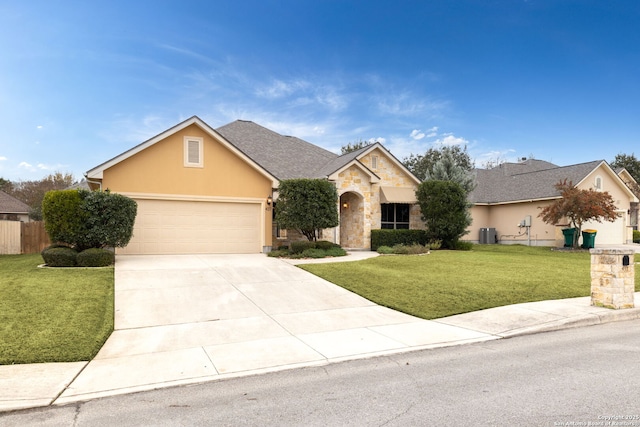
[1,1,639,182]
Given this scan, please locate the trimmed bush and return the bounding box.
[290,240,318,254]
[370,229,428,250]
[77,248,115,267]
[42,247,78,267]
[428,240,442,250]
[324,247,347,257]
[301,248,329,258]
[267,249,290,258]
[377,245,395,254]
[392,243,430,255]
[315,240,337,250]
[454,241,474,251]
[634,230,640,243]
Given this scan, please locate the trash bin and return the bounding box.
[581,229,597,249]
[562,228,576,247]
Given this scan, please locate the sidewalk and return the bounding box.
[1,248,639,413]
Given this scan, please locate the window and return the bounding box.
[371,155,378,169]
[381,203,410,229]
[594,176,603,191]
[184,136,203,167]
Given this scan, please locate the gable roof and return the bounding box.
[469,159,623,204]
[86,116,279,187]
[0,191,30,214]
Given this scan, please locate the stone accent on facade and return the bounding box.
[590,248,635,309]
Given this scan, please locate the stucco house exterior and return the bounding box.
[467,159,638,246]
[0,190,30,222]
[85,116,422,255]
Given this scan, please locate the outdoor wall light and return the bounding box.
[342,202,349,208]
[267,195,273,206]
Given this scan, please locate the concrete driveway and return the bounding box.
[55,254,493,404]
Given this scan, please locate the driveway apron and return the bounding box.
[55,254,494,404]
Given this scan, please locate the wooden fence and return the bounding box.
[0,221,50,255]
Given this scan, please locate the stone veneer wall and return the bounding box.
[590,248,635,309]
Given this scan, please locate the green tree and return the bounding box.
[611,153,640,197]
[275,179,339,241]
[538,180,619,249]
[416,180,471,249]
[0,177,12,192]
[427,150,476,194]
[341,139,372,155]
[42,189,137,250]
[403,145,473,181]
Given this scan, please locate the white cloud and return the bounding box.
[256,79,309,99]
[36,125,43,129]
[410,129,425,140]
[426,126,438,137]
[0,156,7,161]
[19,161,35,171]
[435,134,469,146]
[368,137,386,144]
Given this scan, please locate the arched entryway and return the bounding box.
[339,191,364,249]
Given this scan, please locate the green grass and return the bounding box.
[300,245,640,320]
[0,254,114,365]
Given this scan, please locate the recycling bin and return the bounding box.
[562,228,576,247]
[581,229,597,249]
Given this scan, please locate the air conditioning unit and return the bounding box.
[479,228,497,244]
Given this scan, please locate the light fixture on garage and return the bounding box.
[342,202,348,208]
[267,195,273,206]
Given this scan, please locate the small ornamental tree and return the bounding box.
[42,189,137,250]
[416,180,471,249]
[275,179,339,241]
[538,179,619,249]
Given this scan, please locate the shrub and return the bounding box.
[428,240,442,250]
[377,245,395,254]
[392,243,430,255]
[634,230,640,243]
[76,248,115,267]
[42,247,78,267]
[301,248,328,258]
[454,241,474,251]
[290,240,318,254]
[42,190,87,246]
[370,229,428,250]
[323,247,347,257]
[315,240,337,250]
[267,249,290,258]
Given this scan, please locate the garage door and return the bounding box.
[120,199,262,254]
[583,214,626,245]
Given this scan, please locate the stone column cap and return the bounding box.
[589,248,635,255]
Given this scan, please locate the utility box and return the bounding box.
[590,248,635,309]
[479,228,497,244]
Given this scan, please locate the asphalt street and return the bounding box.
[3,319,640,426]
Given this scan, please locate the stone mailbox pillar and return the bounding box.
[590,248,635,309]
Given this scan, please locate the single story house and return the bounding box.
[0,190,30,222]
[467,159,639,246]
[85,116,422,255]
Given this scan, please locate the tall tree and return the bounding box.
[538,180,619,249]
[0,177,12,192]
[427,150,476,194]
[416,180,471,249]
[7,172,76,220]
[403,145,473,181]
[341,139,371,155]
[610,153,640,197]
[611,153,640,181]
[274,179,339,241]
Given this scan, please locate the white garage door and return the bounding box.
[583,214,626,245]
[120,199,262,254]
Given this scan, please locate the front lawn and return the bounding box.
[0,254,114,365]
[300,245,640,320]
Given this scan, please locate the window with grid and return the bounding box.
[381,203,410,229]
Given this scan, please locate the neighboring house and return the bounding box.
[616,168,639,230]
[467,159,639,246]
[0,190,30,222]
[85,116,421,255]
